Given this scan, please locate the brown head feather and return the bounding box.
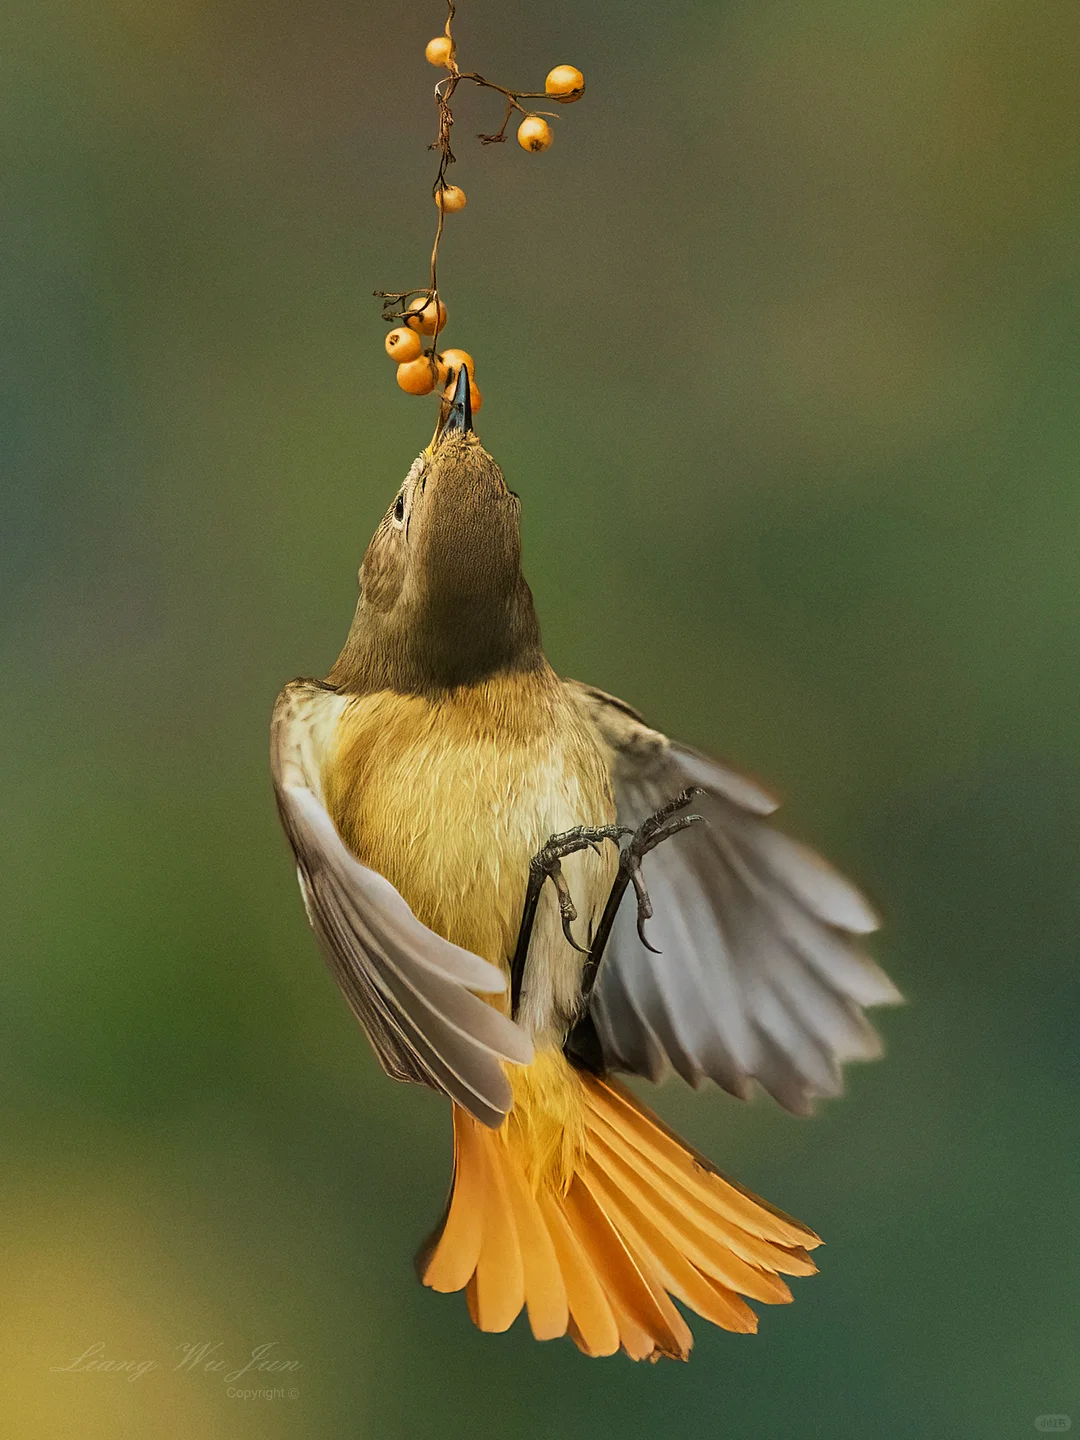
[328,433,543,695]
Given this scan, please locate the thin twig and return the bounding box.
[375,0,581,387]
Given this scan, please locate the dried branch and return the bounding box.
[376,1,584,394]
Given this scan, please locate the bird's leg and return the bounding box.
[510,825,628,1018]
[577,789,706,1005]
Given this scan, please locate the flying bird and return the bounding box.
[271,369,899,1361]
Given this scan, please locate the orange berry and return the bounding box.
[385,327,422,363]
[439,347,476,381]
[404,295,448,335]
[435,184,467,213]
[517,115,553,153]
[545,65,584,100]
[425,36,453,68]
[396,356,436,396]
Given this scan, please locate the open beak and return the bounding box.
[431,363,473,448]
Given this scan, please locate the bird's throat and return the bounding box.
[329,576,544,696]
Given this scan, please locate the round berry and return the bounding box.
[396,357,436,395]
[545,65,584,101]
[404,295,448,335]
[517,115,553,153]
[425,36,453,68]
[385,327,422,363]
[435,184,467,213]
[439,347,476,381]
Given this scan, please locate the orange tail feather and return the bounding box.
[419,1067,821,1362]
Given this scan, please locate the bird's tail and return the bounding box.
[417,1059,821,1361]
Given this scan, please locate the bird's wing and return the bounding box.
[271,680,533,1128]
[566,682,900,1114]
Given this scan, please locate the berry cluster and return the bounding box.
[384,298,479,411]
[377,3,585,415]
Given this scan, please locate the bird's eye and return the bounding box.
[393,492,405,525]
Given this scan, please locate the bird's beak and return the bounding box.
[431,363,473,448]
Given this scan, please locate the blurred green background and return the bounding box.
[4,0,1079,1435]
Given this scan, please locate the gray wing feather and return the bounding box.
[568,682,900,1115]
[272,685,532,1128]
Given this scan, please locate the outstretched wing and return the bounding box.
[271,680,532,1128]
[567,682,900,1115]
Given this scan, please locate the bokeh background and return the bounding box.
[5,0,1080,1435]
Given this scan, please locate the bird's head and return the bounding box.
[329,369,542,695]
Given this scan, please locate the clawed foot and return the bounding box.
[512,794,707,1019]
[529,792,705,957]
[618,788,705,952]
[528,825,629,952]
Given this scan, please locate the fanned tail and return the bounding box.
[418,1066,821,1361]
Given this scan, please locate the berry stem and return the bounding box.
[374,0,582,391]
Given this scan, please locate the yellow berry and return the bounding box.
[396,356,436,395]
[545,65,584,101]
[517,115,553,153]
[435,184,467,213]
[425,36,453,68]
[439,348,476,381]
[404,295,448,336]
[385,327,422,363]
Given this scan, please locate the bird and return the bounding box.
[270,367,900,1361]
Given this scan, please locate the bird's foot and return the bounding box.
[528,825,629,952]
[615,789,706,953]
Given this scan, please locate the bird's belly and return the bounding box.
[323,679,617,1045]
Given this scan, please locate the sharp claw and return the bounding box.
[632,811,707,857]
[640,788,701,836]
[549,863,590,954]
[638,916,662,954]
[628,858,662,953]
[562,911,589,954]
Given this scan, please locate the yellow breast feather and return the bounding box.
[322,668,616,986]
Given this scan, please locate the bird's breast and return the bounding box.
[322,669,617,1044]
